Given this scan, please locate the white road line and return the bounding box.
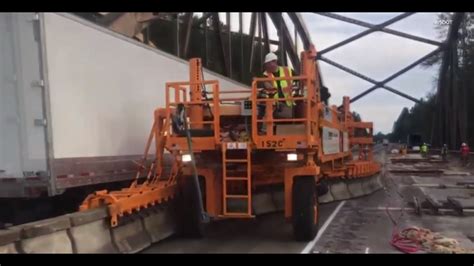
[300,200,346,254]
[365,247,370,254]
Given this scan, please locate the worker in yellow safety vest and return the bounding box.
[261,52,296,109]
[256,52,297,134]
[420,143,428,158]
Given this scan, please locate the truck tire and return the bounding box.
[292,176,319,241]
[176,176,205,238]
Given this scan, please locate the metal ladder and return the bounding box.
[221,142,254,218]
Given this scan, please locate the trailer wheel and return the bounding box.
[292,176,319,241]
[176,176,205,238]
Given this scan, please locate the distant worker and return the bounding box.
[399,145,407,155]
[359,146,369,160]
[460,143,470,166]
[363,145,370,160]
[420,143,428,158]
[441,144,448,161]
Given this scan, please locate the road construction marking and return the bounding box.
[301,200,346,254]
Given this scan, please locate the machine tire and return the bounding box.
[176,176,205,238]
[292,176,319,241]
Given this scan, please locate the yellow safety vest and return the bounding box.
[263,66,295,107]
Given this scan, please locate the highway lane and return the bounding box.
[142,201,341,253]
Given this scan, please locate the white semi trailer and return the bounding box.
[0,13,247,223]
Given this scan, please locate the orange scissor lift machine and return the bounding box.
[80,45,380,241]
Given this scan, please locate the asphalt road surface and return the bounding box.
[142,201,342,253]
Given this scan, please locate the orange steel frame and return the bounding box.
[80,46,380,226]
[79,109,181,227]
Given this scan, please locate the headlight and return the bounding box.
[287,153,297,161]
[182,154,192,162]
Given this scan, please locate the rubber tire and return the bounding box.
[292,177,319,241]
[176,176,205,238]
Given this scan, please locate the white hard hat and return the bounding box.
[264,52,278,64]
[462,142,467,146]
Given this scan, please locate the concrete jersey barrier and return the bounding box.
[0,203,176,253]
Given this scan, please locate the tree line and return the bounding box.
[376,13,474,148]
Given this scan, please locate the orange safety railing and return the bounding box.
[165,81,221,145]
[250,75,319,149]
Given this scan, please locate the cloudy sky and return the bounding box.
[204,13,444,133]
